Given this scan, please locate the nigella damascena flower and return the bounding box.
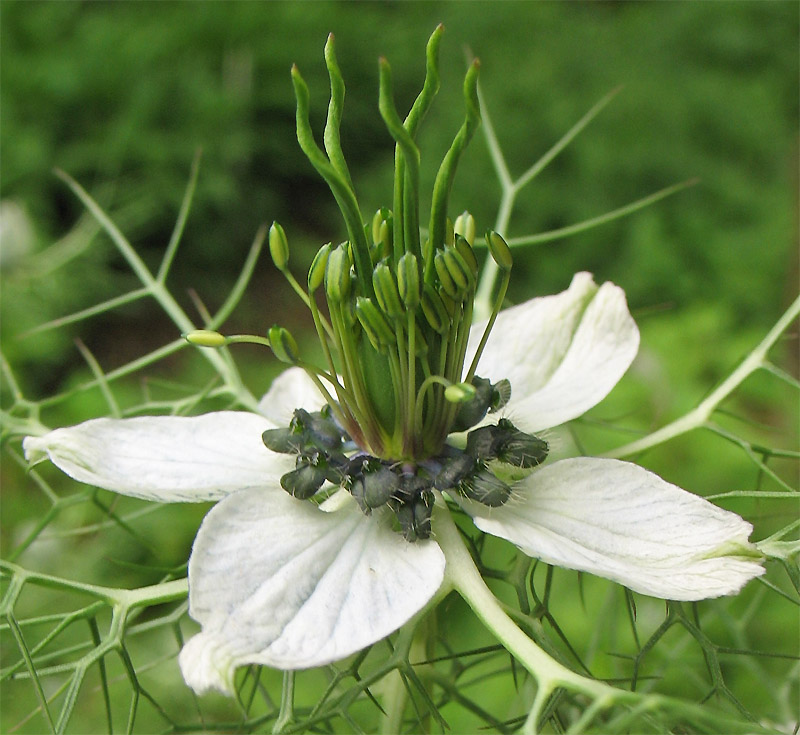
[23,29,764,696]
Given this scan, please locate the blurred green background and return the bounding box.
[2,1,797,394]
[1,2,798,733]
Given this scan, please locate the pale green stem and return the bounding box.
[0,560,187,609]
[605,293,800,459]
[473,188,512,322]
[433,504,640,734]
[272,671,295,734]
[466,268,510,381]
[380,622,429,735]
[414,374,453,436]
[435,506,607,691]
[475,88,621,322]
[55,169,257,410]
[380,661,408,735]
[281,268,335,340]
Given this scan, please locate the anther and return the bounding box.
[268,222,290,271]
[485,230,513,271]
[355,297,395,351]
[325,244,352,303]
[268,326,299,364]
[372,262,404,319]
[308,242,332,292]
[397,251,420,310]
[453,211,475,246]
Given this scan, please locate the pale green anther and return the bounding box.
[440,290,457,316]
[373,262,404,319]
[445,217,455,247]
[371,209,383,244]
[485,230,513,271]
[268,325,299,364]
[421,284,449,333]
[397,251,420,310]
[434,251,458,299]
[184,329,227,348]
[454,236,479,277]
[325,244,352,303]
[308,243,332,292]
[378,220,392,257]
[355,297,395,351]
[445,382,477,404]
[442,247,474,293]
[342,291,358,328]
[268,222,290,271]
[371,208,392,245]
[454,211,475,246]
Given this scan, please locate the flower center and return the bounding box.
[262,391,549,541]
[185,28,541,539]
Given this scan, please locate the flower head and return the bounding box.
[23,29,764,696]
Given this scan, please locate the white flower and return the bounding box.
[23,273,764,696]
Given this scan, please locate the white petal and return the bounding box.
[23,412,294,503]
[179,488,445,694]
[257,367,326,425]
[467,273,639,433]
[464,458,764,601]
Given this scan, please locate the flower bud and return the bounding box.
[485,231,513,271]
[372,262,404,319]
[268,325,299,364]
[268,222,290,271]
[325,244,352,303]
[396,251,420,310]
[184,329,227,348]
[308,242,331,293]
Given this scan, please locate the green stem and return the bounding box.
[273,671,295,734]
[433,504,626,732]
[465,268,510,382]
[606,293,800,459]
